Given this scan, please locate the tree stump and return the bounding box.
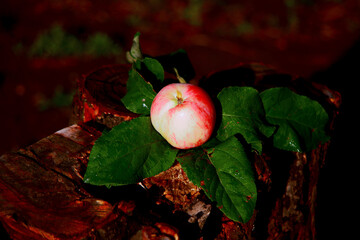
[0,63,340,239]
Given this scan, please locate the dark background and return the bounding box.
[1,0,359,239]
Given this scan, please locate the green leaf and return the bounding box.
[217,86,275,153]
[142,57,164,83]
[121,68,156,115]
[128,32,143,61]
[84,117,178,186]
[177,136,257,223]
[260,87,330,152]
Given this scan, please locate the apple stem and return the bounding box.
[174,68,187,84]
[176,90,184,104]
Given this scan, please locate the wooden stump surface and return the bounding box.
[0,63,340,239]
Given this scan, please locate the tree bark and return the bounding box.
[0,63,340,239]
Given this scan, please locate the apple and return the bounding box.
[150,83,216,149]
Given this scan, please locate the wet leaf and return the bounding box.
[84,117,178,186]
[177,137,257,223]
[217,86,275,153]
[260,87,330,152]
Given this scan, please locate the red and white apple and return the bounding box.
[150,83,216,149]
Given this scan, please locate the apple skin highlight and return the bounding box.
[150,83,216,149]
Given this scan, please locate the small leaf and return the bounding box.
[84,117,178,186]
[127,32,143,62]
[217,86,275,153]
[131,57,165,93]
[260,87,330,152]
[178,136,257,223]
[121,68,156,115]
[142,57,164,83]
